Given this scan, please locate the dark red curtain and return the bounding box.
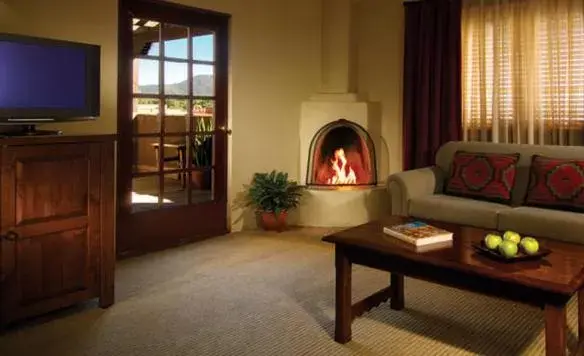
[402,0,462,170]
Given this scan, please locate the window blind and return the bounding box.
[462,2,584,129]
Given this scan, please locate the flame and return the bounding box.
[326,148,357,185]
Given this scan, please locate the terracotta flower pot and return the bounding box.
[190,170,212,190]
[258,211,288,232]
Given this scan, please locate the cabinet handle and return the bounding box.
[1,231,18,241]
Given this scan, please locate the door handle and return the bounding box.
[0,231,18,242]
[218,126,232,135]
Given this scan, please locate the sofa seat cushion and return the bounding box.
[498,207,584,244]
[445,151,519,204]
[525,155,584,212]
[409,194,512,229]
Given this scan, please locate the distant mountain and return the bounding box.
[138,74,213,96]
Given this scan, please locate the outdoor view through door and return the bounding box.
[131,21,216,211]
[118,0,230,257]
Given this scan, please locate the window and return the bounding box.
[462,1,584,130]
[537,12,584,122]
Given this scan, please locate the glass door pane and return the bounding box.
[193,64,214,96]
[192,31,215,61]
[163,173,188,207]
[189,169,214,203]
[133,98,160,134]
[163,24,188,60]
[132,175,160,212]
[164,99,188,133]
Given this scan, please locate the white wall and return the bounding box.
[355,0,405,178]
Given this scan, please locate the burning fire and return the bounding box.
[327,148,357,185]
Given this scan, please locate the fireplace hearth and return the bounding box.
[306,119,376,187]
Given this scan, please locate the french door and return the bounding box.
[117,0,230,257]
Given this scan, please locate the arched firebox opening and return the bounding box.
[306,119,377,187]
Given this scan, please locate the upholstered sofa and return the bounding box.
[387,141,584,244]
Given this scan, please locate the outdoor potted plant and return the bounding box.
[246,170,304,231]
[191,118,213,189]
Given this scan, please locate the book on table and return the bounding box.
[383,221,453,247]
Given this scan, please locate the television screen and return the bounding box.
[0,33,100,121]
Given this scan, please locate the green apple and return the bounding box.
[484,234,503,250]
[503,230,521,244]
[498,240,519,258]
[520,237,540,255]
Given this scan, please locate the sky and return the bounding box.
[137,34,214,86]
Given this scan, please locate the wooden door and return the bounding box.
[0,143,102,324]
[117,0,230,257]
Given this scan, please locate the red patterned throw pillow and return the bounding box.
[445,151,519,204]
[524,155,584,212]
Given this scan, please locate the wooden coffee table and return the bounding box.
[322,216,584,356]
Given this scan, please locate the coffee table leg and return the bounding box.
[545,304,566,356]
[390,273,404,310]
[579,289,584,342]
[335,246,352,343]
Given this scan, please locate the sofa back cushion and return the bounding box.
[525,155,584,212]
[436,141,584,206]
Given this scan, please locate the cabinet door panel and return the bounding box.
[18,228,89,305]
[15,157,89,224]
[0,143,101,322]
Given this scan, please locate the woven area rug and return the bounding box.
[0,228,579,356]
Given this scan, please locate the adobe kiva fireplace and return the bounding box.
[307,119,376,187]
[293,0,388,227]
[295,93,387,227]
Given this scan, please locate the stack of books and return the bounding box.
[383,221,453,251]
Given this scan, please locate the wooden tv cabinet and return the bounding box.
[0,134,116,327]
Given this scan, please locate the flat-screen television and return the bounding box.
[0,33,100,125]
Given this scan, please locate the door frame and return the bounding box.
[116,0,231,258]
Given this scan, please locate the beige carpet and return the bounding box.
[0,228,580,356]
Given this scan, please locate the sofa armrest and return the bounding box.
[387,166,445,216]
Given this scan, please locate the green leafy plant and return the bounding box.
[246,171,304,214]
